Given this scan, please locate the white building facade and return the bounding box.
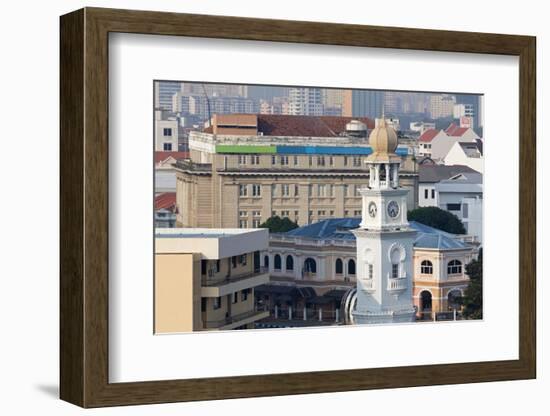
[154,110,179,152]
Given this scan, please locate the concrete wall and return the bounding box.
[154,253,201,333]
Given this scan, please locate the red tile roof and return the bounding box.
[447,127,469,137]
[445,123,458,135]
[155,192,177,211]
[203,114,374,137]
[155,151,189,164]
[419,129,440,143]
[258,115,374,137]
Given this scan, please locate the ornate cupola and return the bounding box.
[358,116,410,231]
[366,116,402,189]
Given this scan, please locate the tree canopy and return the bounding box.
[461,248,483,319]
[408,206,466,234]
[259,216,299,233]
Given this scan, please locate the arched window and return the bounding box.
[420,290,432,311]
[421,260,433,274]
[348,259,356,275]
[286,255,294,271]
[447,260,462,275]
[264,255,269,268]
[274,254,282,270]
[389,244,405,279]
[335,258,343,274]
[304,258,317,274]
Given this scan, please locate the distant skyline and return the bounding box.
[155,81,483,133]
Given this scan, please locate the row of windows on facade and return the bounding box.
[200,254,249,276]
[238,183,363,198]
[237,209,363,228]
[264,254,357,276]
[420,259,463,275]
[263,255,463,278]
[237,154,365,167]
[204,289,252,311]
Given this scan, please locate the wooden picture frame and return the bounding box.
[60,7,536,408]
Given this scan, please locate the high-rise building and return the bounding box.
[247,86,289,101]
[181,83,247,98]
[342,90,385,119]
[383,91,403,115]
[322,89,345,108]
[154,81,183,111]
[428,94,456,119]
[288,88,323,116]
[455,94,482,131]
[187,96,259,120]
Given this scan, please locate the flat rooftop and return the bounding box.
[155,228,261,238]
[155,228,269,258]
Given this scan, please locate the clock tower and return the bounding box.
[351,116,416,324]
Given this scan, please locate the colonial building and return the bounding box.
[264,218,475,321]
[174,113,419,229]
[262,117,477,323]
[154,228,270,333]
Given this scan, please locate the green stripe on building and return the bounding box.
[215,145,276,154]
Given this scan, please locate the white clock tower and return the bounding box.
[351,116,416,324]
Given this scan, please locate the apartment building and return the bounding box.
[154,228,270,333]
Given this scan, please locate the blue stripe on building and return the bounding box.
[275,146,409,156]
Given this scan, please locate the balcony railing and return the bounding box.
[387,273,408,291]
[202,267,268,287]
[203,309,269,329]
[361,278,375,292]
[269,234,356,247]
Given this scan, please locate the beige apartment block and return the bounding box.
[154,228,270,333]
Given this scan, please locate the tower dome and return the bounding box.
[366,116,401,164]
[368,117,398,155]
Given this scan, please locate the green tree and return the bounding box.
[259,216,299,233]
[408,206,466,234]
[461,249,483,319]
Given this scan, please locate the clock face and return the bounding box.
[387,200,400,218]
[368,201,377,218]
